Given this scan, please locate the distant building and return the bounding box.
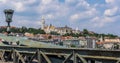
[79,37,87,48]
[62,39,80,47]
[40,17,80,35]
[24,32,34,37]
[0,26,16,28]
[55,25,73,35]
[44,24,56,33]
[86,36,97,48]
[41,17,45,30]
[96,37,120,49]
[104,38,120,42]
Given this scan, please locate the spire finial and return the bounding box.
[42,16,45,20]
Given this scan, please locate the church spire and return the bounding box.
[41,16,45,29]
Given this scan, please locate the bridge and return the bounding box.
[0,46,119,63]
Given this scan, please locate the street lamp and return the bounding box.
[4,9,14,34]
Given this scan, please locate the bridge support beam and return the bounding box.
[116,59,120,63]
[15,50,25,63]
[37,49,41,63]
[63,51,87,63]
[12,49,26,63]
[63,52,73,63]
[13,49,17,63]
[39,51,51,63]
[0,50,5,62]
[116,61,120,63]
[30,49,51,63]
[76,53,87,63]
[73,50,76,63]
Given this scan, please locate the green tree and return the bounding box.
[48,35,52,39]
[83,29,89,34]
[50,31,60,35]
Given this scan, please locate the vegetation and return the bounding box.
[48,35,52,39]
[0,26,46,34]
[50,31,60,35]
[71,44,76,47]
[0,26,118,38]
[63,29,118,38]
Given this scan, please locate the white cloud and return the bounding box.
[105,0,114,3]
[104,0,120,17]
[0,0,38,12]
[12,2,25,12]
[91,16,118,27]
[0,0,120,35]
[70,14,79,21]
[65,0,77,4]
[12,18,40,28]
[23,0,37,4]
[0,0,7,3]
[93,7,120,28]
[41,0,53,5]
[104,7,119,16]
[76,0,90,9]
[105,0,120,7]
[70,8,97,21]
[46,14,54,19]
[94,0,120,28]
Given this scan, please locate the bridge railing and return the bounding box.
[0,46,120,63]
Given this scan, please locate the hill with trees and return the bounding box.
[0,26,118,38]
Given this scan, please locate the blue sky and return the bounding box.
[0,0,120,35]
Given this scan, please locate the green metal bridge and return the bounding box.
[0,46,119,63]
[0,34,120,63]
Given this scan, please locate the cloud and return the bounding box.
[91,15,120,27]
[105,0,114,3]
[0,0,38,12]
[89,0,120,28]
[11,15,40,28]
[12,2,25,12]
[70,14,79,21]
[104,0,120,17]
[41,0,53,5]
[0,0,7,3]
[76,0,90,9]
[104,7,119,16]
[70,8,97,22]
[0,0,120,35]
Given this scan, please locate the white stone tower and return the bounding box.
[75,27,79,33]
[100,35,104,42]
[41,16,45,30]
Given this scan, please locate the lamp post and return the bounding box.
[4,9,14,34]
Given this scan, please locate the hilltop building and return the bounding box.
[41,17,45,30]
[40,17,80,35]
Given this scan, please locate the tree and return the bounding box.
[63,33,70,36]
[71,44,76,47]
[48,35,52,39]
[83,29,89,34]
[20,26,28,33]
[50,31,60,35]
[39,29,46,34]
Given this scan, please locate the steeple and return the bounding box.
[41,16,45,29]
[76,27,78,31]
[75,27,79,33]
[99,35,104,42]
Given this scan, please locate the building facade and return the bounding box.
[40,18,80,35]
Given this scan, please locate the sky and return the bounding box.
[0,0,120,35]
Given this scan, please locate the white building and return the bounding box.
[40,17,80,35]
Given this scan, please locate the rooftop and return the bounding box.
[0,34,66,48]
